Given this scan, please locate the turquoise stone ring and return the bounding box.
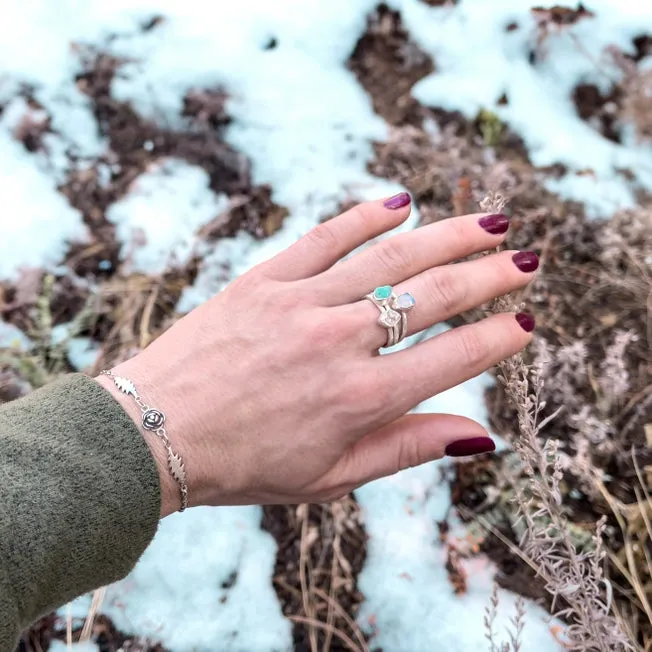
[373,285,393,302]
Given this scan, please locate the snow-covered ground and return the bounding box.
[3,1,652,650]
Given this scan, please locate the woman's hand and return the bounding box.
[96,194,538,517]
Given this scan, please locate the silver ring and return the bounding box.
[365,286,416,348]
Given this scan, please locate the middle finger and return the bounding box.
[340,249,539,350]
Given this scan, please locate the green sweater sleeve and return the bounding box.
[0,374,161,651]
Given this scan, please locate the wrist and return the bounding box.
[94,372,181,519]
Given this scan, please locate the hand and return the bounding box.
[96,194,538,517]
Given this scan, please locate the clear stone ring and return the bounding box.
[364,285,416,348]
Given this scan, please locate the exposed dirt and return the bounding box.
[262,500,370,652]
[572,82,623,143]
[17,614,166,652]
[450,454,551,608]
[348,4,434,126]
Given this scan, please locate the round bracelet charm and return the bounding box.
[142,408,166,431]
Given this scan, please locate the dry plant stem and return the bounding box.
[482,193,635,651]
[79,587,106,642]
[323,552,337,652]
[66,606,72,651]
[289,616,363,652]
[497,335,633,651]
[312,588,370,652]
[595,453,652,630]
[484,583,525,652]
[299,506,319,652]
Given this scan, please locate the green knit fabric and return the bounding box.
[0,374,161,651]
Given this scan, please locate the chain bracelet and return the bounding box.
[101,370,189,512]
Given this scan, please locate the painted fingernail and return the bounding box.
[515,312,535,332]
[478,213,509,234]
[445,437,496,457]
[383,192,411,210]
[512,251,539,273]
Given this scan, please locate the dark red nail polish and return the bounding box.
[515,312,535,332]
[383,192,411,210]
[512,251,539,273]
[445,437,495,457]
[478,213,509,234]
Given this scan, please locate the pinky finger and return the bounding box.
[326,413,492,488]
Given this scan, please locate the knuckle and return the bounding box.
[446,216,469,247]
[229,267,264,294]
[425,269,465,314]
[350,204,376,232]
[397,431,422,472]
[337,367,386,416]
[457,326,488,368]
[305,221,340,255]
[375,240,413,277]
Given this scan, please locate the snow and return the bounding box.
[98,507,290,652]
[0,128,87,280]
[67,337,101,371]
[106,159,229,275]
[0,321,31,350]
[0,0,647,650]
[51,324,101,371]
[50,643,99,652]
[394,0,652,216]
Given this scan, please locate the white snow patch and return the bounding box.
[99,0,390,287]
[67,337,101,371]
[100,506,291,652]
[51,323,101,371]
[50,642,99,652]
[106,159,228,275]
[0,321,32,350]
[0,130,87,280]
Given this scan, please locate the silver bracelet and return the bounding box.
[101,370,189,512]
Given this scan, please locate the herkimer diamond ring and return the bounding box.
[364,285,416,348]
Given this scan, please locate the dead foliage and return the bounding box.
[262,499,370,652]
[531,4,595,27]
[17,613,166,652]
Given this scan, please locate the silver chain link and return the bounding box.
[101,370,189,511]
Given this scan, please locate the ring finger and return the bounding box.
[341,249,539,350]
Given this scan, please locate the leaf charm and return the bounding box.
[113,376,136,397]
[168,450,187,486]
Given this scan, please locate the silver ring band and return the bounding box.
[365,286,415,349]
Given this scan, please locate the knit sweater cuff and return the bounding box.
[0,373,160,645]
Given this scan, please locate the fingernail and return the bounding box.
[445,437,496,457]
[383,192,411,210]
[512,251,539,273]
[478,213,509,234]
[515,312,535,332]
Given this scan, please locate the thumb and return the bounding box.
[331,413,495,488]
